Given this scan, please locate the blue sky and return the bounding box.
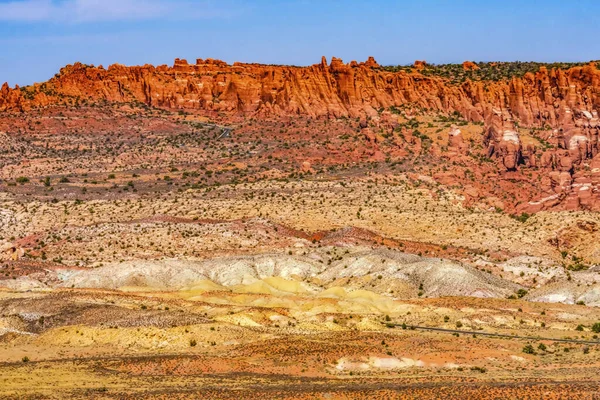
[1,0,600,86]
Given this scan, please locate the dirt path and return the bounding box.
[393,324,600,345]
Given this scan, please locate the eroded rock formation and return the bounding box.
[2,57,600,127]
[447,125,469,156]
[485,108,522,171]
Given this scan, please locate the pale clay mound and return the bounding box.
[5,246,600,306]
[5,248,522,300]
[525,281,600,306]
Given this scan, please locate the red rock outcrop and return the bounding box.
[462,61,479,71]
[413,60,428,70]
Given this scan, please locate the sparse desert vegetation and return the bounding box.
[1,68,600,398]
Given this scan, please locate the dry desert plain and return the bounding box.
[2,59,600,398]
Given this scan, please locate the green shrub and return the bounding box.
[522,344,535,354]
[511,213,530,223]
[517,289,528,298]
[538,343,547,352]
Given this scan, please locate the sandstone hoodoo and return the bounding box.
[485,108,523,171]
[447,125,468,156]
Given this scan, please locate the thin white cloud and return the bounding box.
[0,0,236,22]
[71,0,169,22]
[0,0,55,21]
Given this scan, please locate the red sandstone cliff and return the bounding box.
[2,57,600,127]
